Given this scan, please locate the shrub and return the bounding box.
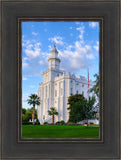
[56,120,65,125]
[60,120,65,125]
[56,121,61,125]
[89,122,94,125]
[35,119,40,125]
[44,122,48,125]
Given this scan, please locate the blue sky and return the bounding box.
[22,22,99,109]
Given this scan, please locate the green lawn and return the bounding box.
[22,125,99,138]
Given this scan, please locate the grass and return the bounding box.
[22,125,99,138]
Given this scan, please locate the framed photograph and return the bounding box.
[1,0,120,159]
[20,19,102,141]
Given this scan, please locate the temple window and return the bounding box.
[55,90,57,97]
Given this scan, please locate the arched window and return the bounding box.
[55,90,57,97]
[82,91,84,96]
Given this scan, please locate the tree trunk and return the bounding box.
[52,115,54,124]
[32,104,35,125]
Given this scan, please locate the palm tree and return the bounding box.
[27,94,40,125]
[48,107,58,124]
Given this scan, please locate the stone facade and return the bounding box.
[37,45,94,124]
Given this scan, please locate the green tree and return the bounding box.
[48,107,58,124]
[90,73,99,97]
[27,94,40,125]
[22,107,40,125]
[22,108,26,114]
[26,107,38,120]
[90,73,99,119]
[67,94,97,127]
[22,108,32,124]
[83,96,97,127]
[67,94,86,122]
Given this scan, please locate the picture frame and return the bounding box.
[0,0,120,159]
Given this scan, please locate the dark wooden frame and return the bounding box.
[0,0,120,159]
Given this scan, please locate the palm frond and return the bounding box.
[27,94,40,106]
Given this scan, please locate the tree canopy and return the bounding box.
[67,94,97,124]
[90,73,99,98]
[27,94,40,106]
[27,94,40,125]
[48,107,58,123]
[67,94,86,122]
[22,107,39,124]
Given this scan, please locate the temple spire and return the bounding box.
[54,41,56,48]
[48,44,61,70]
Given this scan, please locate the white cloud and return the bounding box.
[39,60,45,65]
[93,41,99,51]
[89,22,98,28]
[69,27,72,29]
[23,57,28,61]
[22,38,46,77]
[48,45,52,50]
[76,25,85,35]
[75,22,80,25]
[48,36,63,45]
[32,32,38,36]
[23,77,27,80]
[79,35,83,40]
[22,57,29,68]
[86,54,95,59]
[24,41,41,58]
[66,45,73,50]
[22,28,96,80]
[76,24,85,44]
[25,48,40,58]
[58,40,95,73]
[23,62,29,68]
[75,42,92,55]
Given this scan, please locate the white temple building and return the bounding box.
[37,44,95,124]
